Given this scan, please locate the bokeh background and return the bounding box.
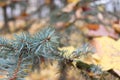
[0,0,120,80]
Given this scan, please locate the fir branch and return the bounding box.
[0,38,15,51]
[0,27,60,79]
[9,53,23,80]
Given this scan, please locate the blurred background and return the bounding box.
[0,0,119,35]
[0,0,120,80]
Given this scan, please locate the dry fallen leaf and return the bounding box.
[97,5,105,12]
[90,37,120,76]
[86,23,99,30]
[58,46,75,53]
[15,12,29,20]
[81,3,91,12]
[112,21,120,33]
[73,37,120,77]
[75,8,83,19]
[0,70,8,79]
[0,2,8,7]
[67,0,80,3]
[55,21,70,30]
[62,0,79,13]
[45,0,51,5]
[87,25,119,39]
[58,46,76,58]
[97,13,104,21]
[74,20,86,29]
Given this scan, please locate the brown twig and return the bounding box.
[9,53,23,80]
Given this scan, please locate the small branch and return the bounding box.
[9,53,23,80]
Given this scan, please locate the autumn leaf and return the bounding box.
[90,37,120,76]
[112,20,120,33]
[87,25,119,39]
[45,0,51,5]
[58,46,75,53]
[0,70,8,79]
[0,75,7,79]
[58,46,76,59]
[0,2,8,7]
[74,37,120,77]
[75,8,83,19]
[58,38,120,75]
[86,23,99,30]
[81,5,91,12]
[55,21,70,30]
[62,0,79,13]
[97,5,105,12]
[97,13,104,22]
[16,12,29,19]
[67,0,80,3]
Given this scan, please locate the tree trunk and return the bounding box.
[2,6,10,33]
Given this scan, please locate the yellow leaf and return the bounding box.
[97,5,105,12]
[62,0,80,12]
[91,37,120,71]
[58,46,76,58]
[0,75,7,79]
[67,0,80,3]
